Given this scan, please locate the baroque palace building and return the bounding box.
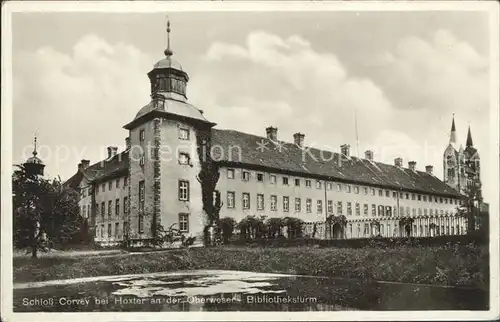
[65,23,481,246]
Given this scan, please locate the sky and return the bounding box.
[11,10,494,201]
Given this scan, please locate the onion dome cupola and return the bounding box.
[124,20,215,130]
[23,136,45,177]
[147,20,189,102]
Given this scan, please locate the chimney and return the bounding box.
[340,144,351,157]
[293,133,305,147]
[266,126,278,141]
[125,137,131,150]
[364,150,374,161]
[425,165,434,175]
[81,159,90,169]
[78,162,83,172]
[408,161,417,171]
[107,146,118,159]
[394,157,403,167]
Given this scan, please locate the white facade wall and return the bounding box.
[216,165,465,239]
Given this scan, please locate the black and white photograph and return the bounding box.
[1,1,499,321]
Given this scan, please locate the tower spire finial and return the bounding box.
[466,124,474,147]
[449,113,457,144]
[33,134,38,156]
[164,19,173,57]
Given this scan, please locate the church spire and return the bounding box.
[33,135,38,157]
[449,114,457,145]
[164,19,173,57]
[466,125,474,147]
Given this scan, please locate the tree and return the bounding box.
[219,217,237,244]
[398,217,414,237]
[12,165,82,258]
[195,129,223,247]
[326,214,347,239]
[457,181,483,235]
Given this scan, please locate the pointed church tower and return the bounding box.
[463,125,481,199]
[123,20,216,247]
[443,115,460,191]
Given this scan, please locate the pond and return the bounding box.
[14,270,488,312]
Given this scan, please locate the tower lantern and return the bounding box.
[23,136,45,177]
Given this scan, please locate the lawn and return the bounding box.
[13,244,489,291]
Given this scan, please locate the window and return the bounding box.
[412,208,417,216]
[139,154,145,167]
[418,194,422,201]
[411,194,416,200]
[371,189,375,196]
[101,225,104,238]
[405,193,409,199]
[305,180,312,187]
[96,185,99,194]
[124,197,128,216]
[227,192,235,208]
[378,189,383,197]
[444,198,448,204]
[354,186,359,194]
[346,185,352,193]
[327,200,333,213]
[316,180,322,189]
[364,204,368,216]
[139,129,145,141]
[424,208,428,216]
[347,202,352,216]
[355,203,360,216]
[282,177,289,185]
[270,175,276,184]
[393,191,397,198]
[337,201,342,215]
[326,182,332,190]
[115,223,119,238]
[243,193,250,209]
[257,173,264,182]
[178,180,189,201]
[179,153,190,165]
[317,200,323,213]
[306,199,312,213]
[271,195,277,211]
[423,195,427,202]
[295,198,301,212]
[242,171,250,181]
[116,179,120,188]
[295,178,301,186]
[108,201,112,219]
[372,204,376,216]
[337,184,342,191]
[418,208,422,216]
[179,128,190,140]
[102,183,105,192]
[385,206,392,217]
[139,180,145,211]
[406,206,410,215]
[179,213,189,232]
[283,196,290,212]
[257,194,264,210]
[115,199,120,218]
[227,169,235,179]
[108,224,112,238]
[101,202,105,220]
[378,205,384,216]
[385,190,390,197]
[364,187,368,195]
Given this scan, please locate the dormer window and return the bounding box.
[179,153,190,165]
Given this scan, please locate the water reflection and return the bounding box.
[13,270,488,312]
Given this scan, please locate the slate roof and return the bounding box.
[211,129,462,198]
[64,151,129,188]
[64,129,461,198]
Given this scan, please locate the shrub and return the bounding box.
[236,215,266,241]
[219,217,237,244]
[265,217,285,239]
[283,217,304,239]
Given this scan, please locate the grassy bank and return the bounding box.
[13,244,488,290]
